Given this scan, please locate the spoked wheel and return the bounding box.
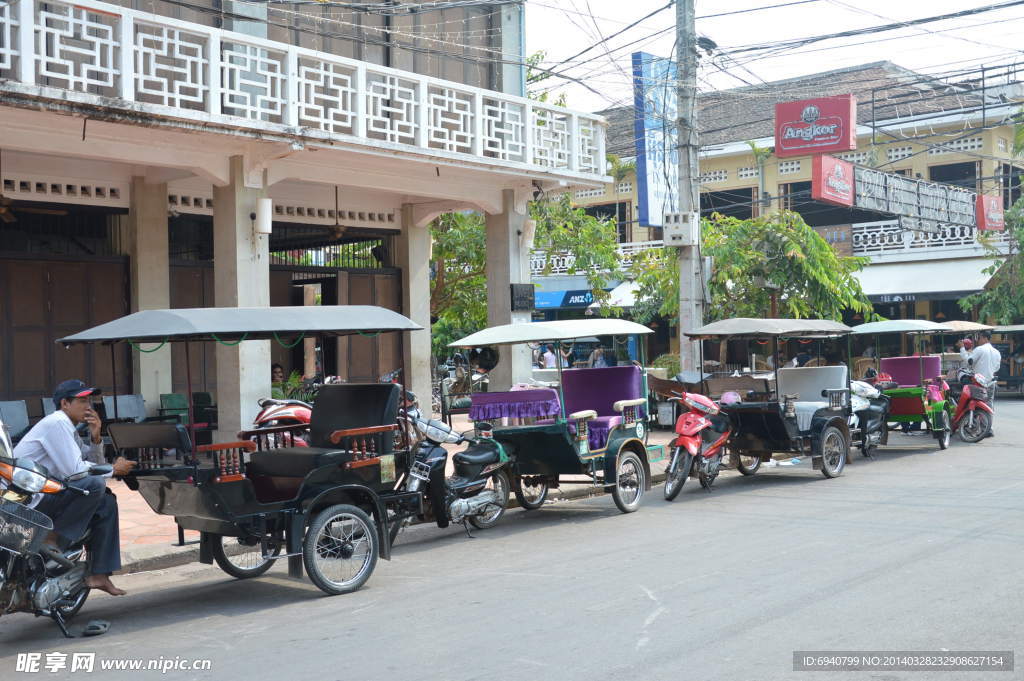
[736,451,762,476]
[958,409,991,443]
[612,451,645,513]
[934,411,952,450]
[820,425,848,478]
[514,475,549,510]
[303,504,379,595]
[468,469,510,530]
[663,448,690,501]
[212,534,281,579]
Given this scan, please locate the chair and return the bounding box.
[191,392,218,425]
[879,355,942,387]
[853,357,877,380]
[558,366,644,451]
[0,401,30,443]
[247,383,399,480]
[776,366,848,432]
[40,398,57,417]
[159,393,189,424]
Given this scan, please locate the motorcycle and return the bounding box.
[389,405,510,544]
[250,397,312,447]
[663,392,732,501]
[0,453,113,637]
[850,380,891,457]
[949,367,994,442]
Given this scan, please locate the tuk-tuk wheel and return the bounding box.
[514,475,549,510]
[736,452,761,476]
[935,411,952,450]
[303,504,379,596]
[819,425,847,478]
[212,535,281,579]
[612,451,645,513]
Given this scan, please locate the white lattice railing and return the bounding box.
[531,239,664,276]
[0,0,606,178]
[851,220,1009,256]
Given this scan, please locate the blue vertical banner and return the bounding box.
[631,52,679,228]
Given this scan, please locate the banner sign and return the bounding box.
[976,194,1005,231]
[632,52,678,228]
[811,155,855,206]
[853,166,975,234]
[775,95,857,158]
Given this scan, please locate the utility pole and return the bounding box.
[676,0,703,371]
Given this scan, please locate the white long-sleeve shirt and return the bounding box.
[13,410,107,507]
[960,343,1002,381]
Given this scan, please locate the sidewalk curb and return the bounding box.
[117,469,673,575]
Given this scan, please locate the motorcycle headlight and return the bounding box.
[12,467,47,493]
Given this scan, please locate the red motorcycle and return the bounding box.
[663,392,733,501]
[250,397,311,447]
[950,369,994,443]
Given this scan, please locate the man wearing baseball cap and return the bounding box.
[13,379,136,596]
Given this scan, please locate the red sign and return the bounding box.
[775,95,857,158]
[976,194,1005,231]
[811,155,855,207]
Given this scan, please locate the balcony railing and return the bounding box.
[530,240,661,276]
[0,0,606,179]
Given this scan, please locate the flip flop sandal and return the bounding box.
[82,620,110,637]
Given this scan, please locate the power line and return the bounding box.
[697,0,823,20]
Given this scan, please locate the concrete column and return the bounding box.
[335,271,350,382]
[396,205,432,402]
[128,177,172,415]
[213,156,270,440]
[302,285,317,379]
[485,189,532,390]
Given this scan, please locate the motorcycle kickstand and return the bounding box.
[51,609,74,639]
[461,520,475,539]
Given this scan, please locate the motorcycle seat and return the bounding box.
[452,443,500,467]
[247,447,348,478]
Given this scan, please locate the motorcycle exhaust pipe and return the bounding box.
[448,490,500,523]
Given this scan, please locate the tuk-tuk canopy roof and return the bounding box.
[450,319,652,347]
[851,319,953,335]
[994,324,1024,333]
[684,318,852,339]
[940,320,994,332]
[58,306,423,345]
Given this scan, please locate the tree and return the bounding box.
[429,195,621,357]
[629,210,876,325]
[958,198,1024,324]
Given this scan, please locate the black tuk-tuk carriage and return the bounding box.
[58,306,424,596]
[450,319,662,513]
[684,318,854,478]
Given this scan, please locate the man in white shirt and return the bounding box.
[13,380,135,596]
[958,332,1002,384]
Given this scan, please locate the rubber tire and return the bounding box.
[612,451,645,513]
[935,411,951,450]
[468,469,510,530]
[663,448,689,501]
[958,410,991,443]
[819,425,848,479]
[736,452,761,476]
[514,475,549,510]
[303,504,379,596]
[212,534,280,579]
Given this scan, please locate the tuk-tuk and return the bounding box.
[450,319,660,513]
[684,318,855,478]
[850,319,954,451]
[993,324,1024,395]
[58,306,424,596]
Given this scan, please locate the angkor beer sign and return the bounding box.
[775,95,857,158]
[976,194,1005,231]
[811,155,854,206]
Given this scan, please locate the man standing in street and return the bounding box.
[958,332,1001,437]
[13,380,136,596]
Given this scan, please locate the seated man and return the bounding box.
[13,380,136,596]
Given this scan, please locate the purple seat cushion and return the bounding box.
[880,355,942,387]
[561,366,643,449]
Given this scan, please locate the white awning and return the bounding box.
[853,258,995,301]
[588,280,640,309]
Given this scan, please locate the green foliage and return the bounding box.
[429,196,621,358]
[959,197,1024,324]
[607,153,636,185]
[271,371,318,402]
[651,353,681,377]
[525,50,567,107]
[629,211,876,324]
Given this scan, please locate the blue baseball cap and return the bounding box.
[53,380,101,408]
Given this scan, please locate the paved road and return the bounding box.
[3,402,1023,681]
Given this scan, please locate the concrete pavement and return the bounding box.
[2,400,1021,681]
